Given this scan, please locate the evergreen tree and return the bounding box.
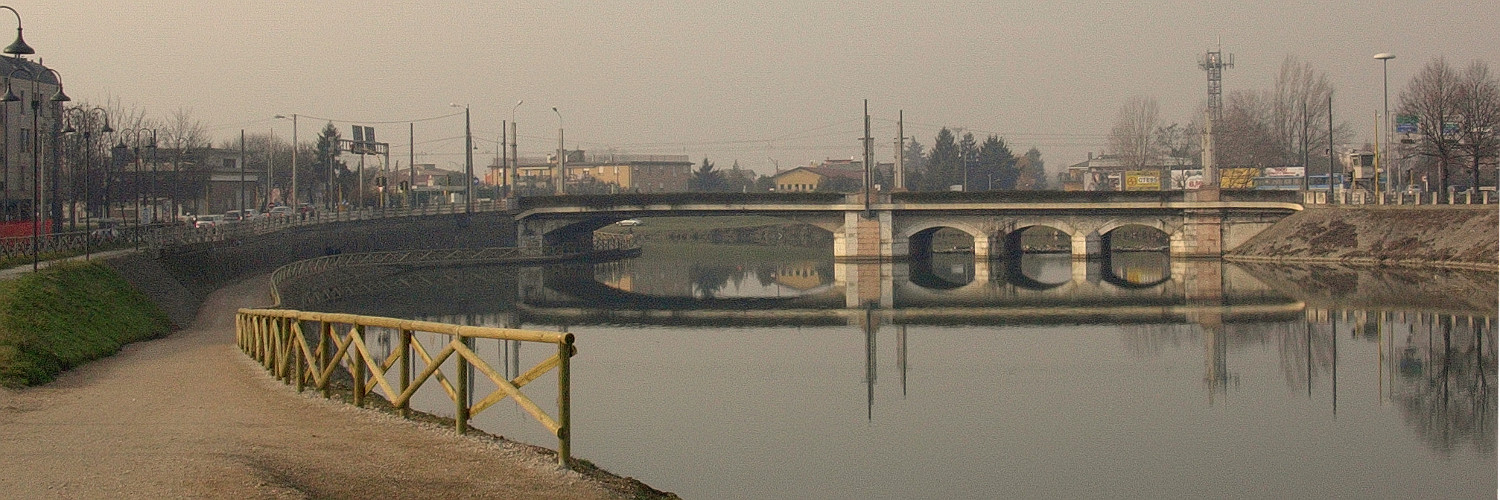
[959,132,979,190]
[902,139,927,190]
[921,128,961,191]
[690,157,725,192]
[1016,148,1048,190]
[977,135,1018,190]
[314,122,350,207]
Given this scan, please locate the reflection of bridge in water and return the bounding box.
[283,254,1494,438]
[513,258,1301,328]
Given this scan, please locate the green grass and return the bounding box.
[0,262,173,388]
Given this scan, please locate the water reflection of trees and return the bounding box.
[1397,315,1496,455]
[1123,312,1497,455]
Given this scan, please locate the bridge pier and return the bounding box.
[1070,231,1102,260]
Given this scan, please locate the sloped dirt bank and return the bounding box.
[1227,206,1497,271]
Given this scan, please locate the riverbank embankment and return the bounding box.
[1226,205,1498,271]
[0,212,676,499]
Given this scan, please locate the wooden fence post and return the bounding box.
[353,325,366,407]
[399,329,411,418]
[456,335,470,434]
[558,334,574,469]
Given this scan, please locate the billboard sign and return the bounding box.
[1171,169,1204,190]
[1124,171,1161,191]
[1262,166,1305,177]
[1219,167,1259,189]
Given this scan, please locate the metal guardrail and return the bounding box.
[236,307,577,469]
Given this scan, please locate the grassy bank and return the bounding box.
[0,262,173,388]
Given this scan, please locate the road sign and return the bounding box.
[1395,114,1418,134]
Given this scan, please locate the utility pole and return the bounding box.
[408,122,414,207]
[500,120,507,199]
[239,129,246,213]
[894,110,904,191]
[1328,93,1335,203]
[464,106,473,214]
[862,100,872,216]
[290,114,297,208]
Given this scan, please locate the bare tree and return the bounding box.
[157,107,211,215]
[1270,55,1337,167]
[1108,96,1162,169]
[1453,61,1500,190]
[1399,57,1465,193]
[1216,89,1280,167]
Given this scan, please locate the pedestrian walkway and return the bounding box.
[0,274,628,498]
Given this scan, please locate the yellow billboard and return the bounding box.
[1219,168,1259,189]
[1124,171,1163,191]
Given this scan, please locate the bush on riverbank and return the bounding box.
[0,262,172,387]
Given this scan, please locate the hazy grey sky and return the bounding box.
[20,0,1500,175]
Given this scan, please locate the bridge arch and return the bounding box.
[1001,222,1078,259]
[897,220,990,260]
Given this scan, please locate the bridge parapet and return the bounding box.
[512,192,1301,261]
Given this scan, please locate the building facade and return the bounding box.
[0,57,62,223]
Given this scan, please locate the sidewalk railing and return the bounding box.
[1301,189,1495,206]
[0,201,515,262]
[237,308,577,469]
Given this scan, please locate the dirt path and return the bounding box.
[0,274,625,499]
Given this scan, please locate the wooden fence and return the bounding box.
[236,308,576,468]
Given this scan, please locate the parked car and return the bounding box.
[195,214,225,228]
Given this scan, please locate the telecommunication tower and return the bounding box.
[1198,40,1233,187]
[1198,41,1234,121]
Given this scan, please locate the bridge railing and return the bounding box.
[236,307,577,469]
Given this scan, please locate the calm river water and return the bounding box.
[306,243,1497,499]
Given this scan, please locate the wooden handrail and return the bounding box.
[236,307,576,469]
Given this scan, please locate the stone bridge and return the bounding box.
[513,190,1302,261]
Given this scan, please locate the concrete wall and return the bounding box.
[107,212,516,327]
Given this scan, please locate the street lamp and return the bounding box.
[0,6,32,56]
[510,100,522,197]
[552,106,563,195]
[451,103,473,214]
[4,65,66,271]
[117,128,156,239]
[61,106,109,260]
[1374,53,1395,202]
[275,114,297,209]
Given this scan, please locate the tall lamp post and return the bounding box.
[451,103,473,214]
[275,114,297,208]
[0,5,33,223]
[1374,53,1395,202]
[4,65,66,271]
[552,106,563,195]
[61,106,110,260]
[510,100,522,197]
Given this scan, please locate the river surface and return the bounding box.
[301,243,1497,499]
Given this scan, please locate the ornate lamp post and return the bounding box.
[4,64,66,271]
[62,106,110,260]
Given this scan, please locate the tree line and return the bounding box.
[1105,54,1499,194]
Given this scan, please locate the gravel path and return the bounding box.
[0,274,625,499]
